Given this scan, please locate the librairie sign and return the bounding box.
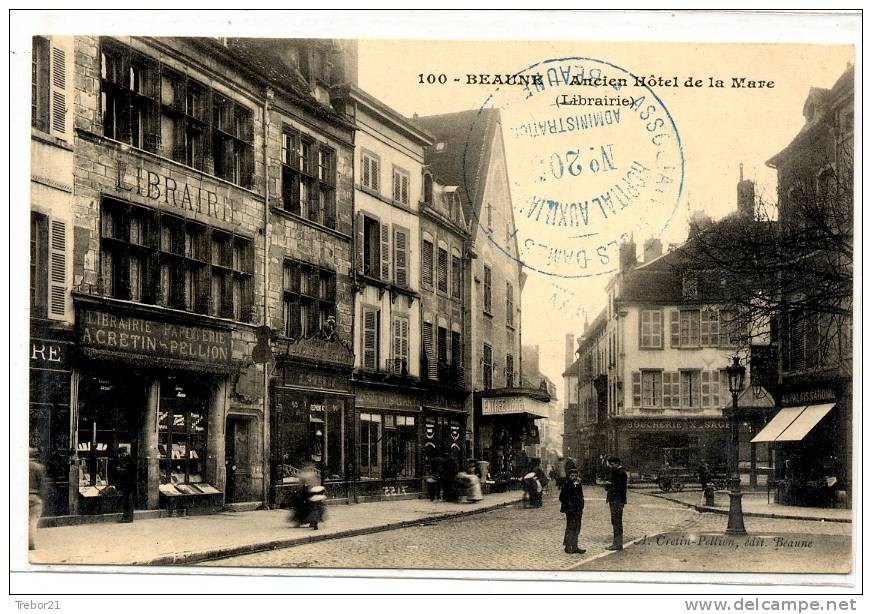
[115,161,234,222]
[79,308,232,365]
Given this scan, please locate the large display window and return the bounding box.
[358,411,418,480]
[272,388,349,483]
[158,375,218,495]
[77,374,145,496]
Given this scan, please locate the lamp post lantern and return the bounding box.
[725,354,747,535]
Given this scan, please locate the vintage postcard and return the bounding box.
[10,8,861,599]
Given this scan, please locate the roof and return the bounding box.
[191,38,352,128]
[767,65,854,168]
[413,109,500,223]
[334,85,434,146]
[562,356,582,378]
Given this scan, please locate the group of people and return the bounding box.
[426,456,485,503]
[557,456,628,555]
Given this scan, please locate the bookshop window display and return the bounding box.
[158,375,220,497]
[76,374,146,512]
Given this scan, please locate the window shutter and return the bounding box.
[437,248,448,293]
[654,310,663,348]
[48,219,66,319]
[680,372,689,408]
[662,373,672,408]
[422,240,433,287]
[392,317,401,364]
[394,226,408,287]
[423,321,436,379]
[49,43,68,138]
[670,310,680,347]
[355,212,365,275]
[701,371,711,407]
[380,222,390,281]
[400,318,409,367]
[640,310,649,347]
[710,371,721,408]
[632,371,641,407]
[362,308,378,370]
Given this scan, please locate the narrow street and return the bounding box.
[202,487,698,570]
[202,488,852,572]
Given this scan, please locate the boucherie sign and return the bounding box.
[79,309,232,365]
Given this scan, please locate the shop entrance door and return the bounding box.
[225,417,252,503]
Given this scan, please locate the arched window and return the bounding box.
[423,172,433,205]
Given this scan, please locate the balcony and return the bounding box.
[385,357,409,377]
[420,356,465,389]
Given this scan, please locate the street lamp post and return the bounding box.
[725,355,747,536]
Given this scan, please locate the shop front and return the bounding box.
[29,327,74,516]
[72,298,234,515]
[751,383,850,508]
[351,385,423,499]
[270,332,355,504]
[475,388,551,487]
[609,417,730,479]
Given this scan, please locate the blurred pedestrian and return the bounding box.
[604,456,628,550]
[559,467,585,554]
[698,462,710,491]
[440,455,458,502]
[29,448,46,550]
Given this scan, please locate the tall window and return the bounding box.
[640,309,663,348]
[680,370,701,408]
[679,310,700,347]
[506,282,514,328]
[701,370,721,407]
[505,353,514,387]
[437,326,449,366]
[421,239,434,287]
[451,331,462,367]
[391,315,409,374]
[482,343,493,389]
[437,246,448,293]
[700,308,720,347]
[30,212,49,318]
[662,372,680,408]
[361,215,381,279]
[31,37,51,132]
[451,251,462,299]
[281,128,336,228]
[393,226,409,288]
[361,150,380,192]
[641,370,662,406]
[100,199,253,320]
[392,167,410,205]
[383,414,417,479]
[100,39,253,187]
[483,265,492,314]
[283,259,336,339]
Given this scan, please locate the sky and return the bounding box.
[357,39,854,410]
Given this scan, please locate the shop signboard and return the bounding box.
[30,337,72,372]
[482,396,549,418]
[620,419,729,431]
[78,308,232,366]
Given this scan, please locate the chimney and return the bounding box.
[643,238,663,262]
[619,238,637,272]
[737,163,755,219]
[565,334,575,369]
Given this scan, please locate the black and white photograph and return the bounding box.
[10,8,861,602]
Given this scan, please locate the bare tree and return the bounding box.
[676,144,853,377]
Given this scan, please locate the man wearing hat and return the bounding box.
[604,456,628,551]
[558,466,585,554]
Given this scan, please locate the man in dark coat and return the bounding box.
[559,467,585,554]
[604,456,628,550]
[111,445,137,523]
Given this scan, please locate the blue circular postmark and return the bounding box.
[463,56,685,279]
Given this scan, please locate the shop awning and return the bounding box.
[482,396,549,419]
[750,403,835,443]
[777,403,835,441]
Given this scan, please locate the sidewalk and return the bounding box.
[644,489,853,523]
[29,491,523,567]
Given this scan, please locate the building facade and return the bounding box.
[755,66,854,507]
[561,334,581,466]
[415,109,548,479]
[29,36,359,517]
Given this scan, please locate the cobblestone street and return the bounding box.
[203,487,699,570]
